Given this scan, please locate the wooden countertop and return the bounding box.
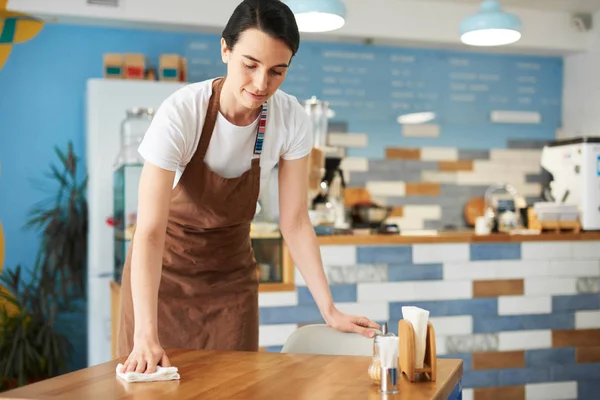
[316,231,600,245]
[0,349,463,400]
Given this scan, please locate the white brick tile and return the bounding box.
[403,205,442,220]
[571,242,600,259]
[512,182,542,197]
[334,302,389,321]
[575,310,600,329]
[412,243,469,264]
[340,157,368,172]
[498,296,551,316]
[384,217,425,231]
[473,160,541,174]
[294,269,306,286]
[498,330,552,351]
[443,260,549,281]
[259,291,298,308]
[421,147,458,161]
[328,133,368,148]
[435,335,448,355]
[461,389,474,400]
[357,281,472,302]
[525,381,577,400]
[521,241,572,260]
[524,277,578,296]
[429,316,473,336]
[366,181,406,197]
[490,149,542,163]
[320,245,356,266]
[259,324,298,347]
[402,124,440,138]
[548,260,600,277]
[421,171,458,184]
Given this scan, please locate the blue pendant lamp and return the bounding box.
[286,0,346,33]
[460,0,522,46]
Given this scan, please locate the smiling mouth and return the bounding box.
[246,90,266,100]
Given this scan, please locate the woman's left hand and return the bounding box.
[323,307,381,338]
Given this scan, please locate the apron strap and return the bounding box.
[252,103,267,160]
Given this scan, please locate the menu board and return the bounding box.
[186,37,562,155]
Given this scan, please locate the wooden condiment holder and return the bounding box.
[398,319,437,382]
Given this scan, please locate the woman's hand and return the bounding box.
[122,337,171,374]
[323,307,381,338]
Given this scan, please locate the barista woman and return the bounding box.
[118,0,380,374]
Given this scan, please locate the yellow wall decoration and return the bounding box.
[0,0,45,71]
[0,220,17,317]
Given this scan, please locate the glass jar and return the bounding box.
[114,107,154,168]
[301,96,329,149]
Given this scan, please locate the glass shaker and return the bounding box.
[114,107,154,168]
[368,322,397,383]
[301,96,329,149]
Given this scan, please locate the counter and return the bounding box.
[0,349,464,400]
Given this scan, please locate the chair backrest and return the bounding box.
[281,324,376,356]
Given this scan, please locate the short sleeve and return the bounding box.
[138,89,196,171]
[281,102,314,160]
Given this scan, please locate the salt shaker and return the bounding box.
[368,322,396,382]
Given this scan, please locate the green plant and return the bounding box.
[26,141,88,304]
[0,141,87,391]
[0,266,72,391]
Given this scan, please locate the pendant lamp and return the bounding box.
[286,0,346,33]
[460,0,522,46]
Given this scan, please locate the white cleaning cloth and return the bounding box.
[116,363,180,382]
[402,306,430,369]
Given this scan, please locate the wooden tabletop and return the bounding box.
[0,349,463,400]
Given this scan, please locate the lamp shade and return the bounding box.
[286,0,346,33]
[460,0,522,46]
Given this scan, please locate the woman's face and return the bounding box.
[221,28,292,110]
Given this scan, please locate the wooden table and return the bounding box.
[0,349,463,400]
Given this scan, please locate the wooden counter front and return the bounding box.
[0,349,463,400]
[316,231,600,246]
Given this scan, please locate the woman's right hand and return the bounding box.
[122,337,171,374]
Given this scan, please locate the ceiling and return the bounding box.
[435,0,600,14]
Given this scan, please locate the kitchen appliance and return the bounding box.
[351,202,398,234]
[86,78,185,367]
[540,137,600,230]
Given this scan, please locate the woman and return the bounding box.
[119,0,380,374]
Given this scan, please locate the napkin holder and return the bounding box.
[398,319,437,382]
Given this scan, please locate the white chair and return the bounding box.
[281,324,377,356]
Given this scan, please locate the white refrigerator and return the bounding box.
[85,78,184,366]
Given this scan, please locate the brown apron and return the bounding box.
[117,78,263,357]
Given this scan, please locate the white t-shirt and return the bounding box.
[138,78,313,200]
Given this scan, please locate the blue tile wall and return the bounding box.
[551,363,600,381]
[266,346,283,353]
[387,263,443,281]
[526,348,576,367]
[357,246,412,264]
[552,294,600,312]
[578,380,600,400]
[499,367,551,386]
[389,298,498,319]
[473,313,575,333]
[259,305,323,325]
[461,370,501,388]
[297,284,357,305]
[470,243,522,261]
